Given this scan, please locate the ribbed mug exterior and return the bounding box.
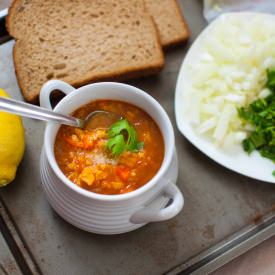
[40,149,178,234]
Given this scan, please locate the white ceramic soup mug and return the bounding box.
[39,80,184,234]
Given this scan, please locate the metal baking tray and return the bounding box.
[0,2,275,274]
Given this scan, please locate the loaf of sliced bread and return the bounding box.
[7,0,164,103]
[145,0,189,48]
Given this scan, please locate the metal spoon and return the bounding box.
[0,96,120,129]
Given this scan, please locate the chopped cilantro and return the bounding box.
[266,68,275,92]
[238,68,275,174]
[106,119,144,157]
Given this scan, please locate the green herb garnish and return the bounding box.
[266,68,275,91]
[238,68,275,169]
[106,119,144,157]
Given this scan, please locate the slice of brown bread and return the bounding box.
[145,0,190,48]
[6,0,164,103]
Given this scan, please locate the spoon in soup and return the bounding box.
[0,96,121,130]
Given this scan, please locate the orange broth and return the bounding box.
[54,100,164,195]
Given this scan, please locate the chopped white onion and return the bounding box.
[185,13,275,148]
[213,104,235,141]
[224,94,245,104]
[259,88,272,99]
[197,117,217,134]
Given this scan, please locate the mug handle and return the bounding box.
[40,80,75,110]
[130,183,184,224]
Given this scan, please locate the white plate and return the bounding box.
[175,12,275,183]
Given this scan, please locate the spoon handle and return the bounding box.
[0,96,83,127]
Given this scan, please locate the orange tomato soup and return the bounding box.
[54,100,164,195]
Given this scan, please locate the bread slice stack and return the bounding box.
[145,0,189,48]
[7,0,189,103]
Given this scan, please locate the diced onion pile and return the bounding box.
[185,14,275,148]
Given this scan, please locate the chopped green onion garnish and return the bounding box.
[239,68,275,176]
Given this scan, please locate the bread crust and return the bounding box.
[165,0,190,49]
[144,0,190,49]
[13,43,164,104]
[6,0,21,37]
